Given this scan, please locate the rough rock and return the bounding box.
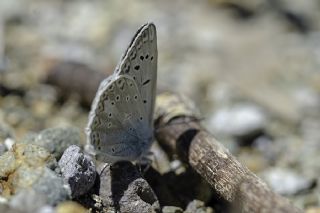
[99,161,160,213]
[58,145,96,198]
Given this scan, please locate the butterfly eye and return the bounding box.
[116,95,120,101]
[134,95,138,100]
[126,96,130,101]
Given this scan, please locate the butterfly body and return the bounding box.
[86,23,157,163]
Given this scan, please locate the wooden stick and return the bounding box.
[154,93,302,213]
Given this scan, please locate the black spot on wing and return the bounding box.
[142,79,150,86]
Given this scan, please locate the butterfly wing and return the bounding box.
[115,23,157,126]
[86,75,152,163]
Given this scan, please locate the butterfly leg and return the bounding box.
[136,151,154,174]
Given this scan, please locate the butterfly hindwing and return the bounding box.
[86,75,152,163]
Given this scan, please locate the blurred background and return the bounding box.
[0,0,320,210]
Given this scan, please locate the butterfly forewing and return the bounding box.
[115,23,157,125]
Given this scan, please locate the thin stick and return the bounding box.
[154,93,302,213]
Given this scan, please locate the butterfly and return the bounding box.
[86,23,157,163]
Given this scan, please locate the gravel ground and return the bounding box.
[0,0,319,212]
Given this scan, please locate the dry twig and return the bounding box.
[154,93,302,213]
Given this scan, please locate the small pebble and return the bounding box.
[55,201,87,213]
[184,200,214,213]
[306,207,320,213]
[162,206,183,213]
[58,145,96,198]
[261,167,315,195]
[209,103,267,144]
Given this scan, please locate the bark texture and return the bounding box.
[154,93,302,213]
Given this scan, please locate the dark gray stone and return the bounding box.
[58,145,96,198]
[99,162,160,213]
